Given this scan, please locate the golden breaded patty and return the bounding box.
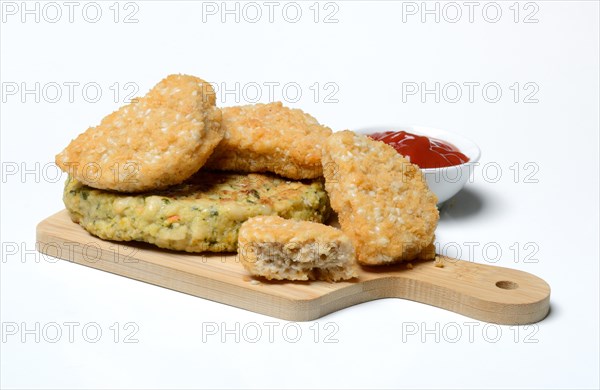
[56,74,222,192]
[63,172,331,253]
[205,102,332,179]
[238,216,357,281]
[321,131,439,265]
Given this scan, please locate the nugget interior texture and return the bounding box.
[205,102,332,179]
[321,131,439,265]
[238,216,358,281]
[55,74,222,192]
[64,172,331,253]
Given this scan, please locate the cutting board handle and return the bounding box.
[366,256,551,324]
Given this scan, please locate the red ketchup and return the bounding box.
[368,131,469,169]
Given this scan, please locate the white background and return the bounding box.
[1,0,599,388]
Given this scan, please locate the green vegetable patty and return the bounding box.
[63,171,331,252]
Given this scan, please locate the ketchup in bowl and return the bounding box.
[368,131,469,169]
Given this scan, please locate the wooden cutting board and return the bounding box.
[36,210,550,324]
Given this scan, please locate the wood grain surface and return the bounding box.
[36,210,550,324]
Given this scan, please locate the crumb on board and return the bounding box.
[434,256,445,268]
[250,279,261,285]
[406,263,413,269]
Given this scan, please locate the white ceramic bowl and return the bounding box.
[354,125,481,204]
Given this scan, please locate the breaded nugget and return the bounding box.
[205,102,332,179]
[56,74,222,192]
[321,131,439,265]
[238,216,357,281]
[64,172,331,253]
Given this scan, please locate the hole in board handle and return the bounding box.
[496,280,519,290]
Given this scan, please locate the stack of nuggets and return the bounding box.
[56,74,335,256]
[56,73,440,283]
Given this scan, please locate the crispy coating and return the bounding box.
[321,131,439,265]
[55,74,222,192]
[63,172,331,252]
[205,102,332,179]
[238,216,357,281]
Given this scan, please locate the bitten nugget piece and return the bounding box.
[321,131,439,265]
[238,216,358,281]
[205,102,332,179]
[56,74,222,192]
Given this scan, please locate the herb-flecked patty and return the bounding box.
[64,171,331,252]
